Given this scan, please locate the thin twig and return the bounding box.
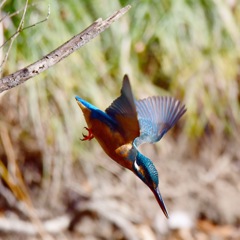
[0,0,29,72]
[22,4,50,31]
[0,3,50,49]
[0,0,7,9]
[0,3,38,23]
[0,5,131,93]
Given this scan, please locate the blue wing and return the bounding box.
[134,96,186,147]
[106,75,140,142]
[76,75,140,142]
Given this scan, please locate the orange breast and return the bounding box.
[90,119,133,170]
[78,102,134,170]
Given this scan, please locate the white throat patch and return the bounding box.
[134,160,140,171]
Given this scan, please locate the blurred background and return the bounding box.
[0,0,240,239]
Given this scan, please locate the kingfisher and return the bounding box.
[75,75,186,218]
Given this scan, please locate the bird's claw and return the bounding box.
[81,127,94,141]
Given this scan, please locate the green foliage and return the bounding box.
[1,0,239,161]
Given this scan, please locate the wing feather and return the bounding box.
[106,75,140,142]
[134,96,186,146]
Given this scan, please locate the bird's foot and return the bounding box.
[81,127,94,141]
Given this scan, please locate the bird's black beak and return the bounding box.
[152,187,169,218]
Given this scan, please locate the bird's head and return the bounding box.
[132,151,169,218]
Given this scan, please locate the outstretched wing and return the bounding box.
[106,75,140,142]
[134,96,186,147]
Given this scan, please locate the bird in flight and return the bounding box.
[75,75,186,218]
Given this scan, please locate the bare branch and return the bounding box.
[0,5,131,93]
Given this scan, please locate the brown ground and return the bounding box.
[0,128,239,240]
